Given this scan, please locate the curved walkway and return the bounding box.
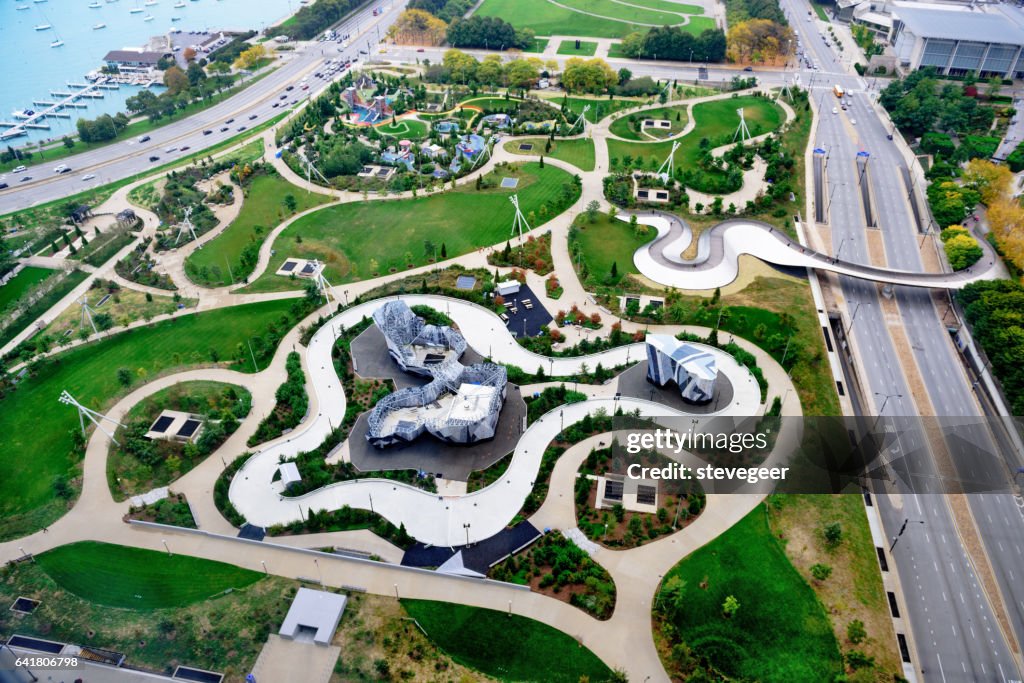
[228,294,764,546]
[632,210,1003,290]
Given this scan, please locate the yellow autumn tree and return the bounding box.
[727,19,793,64]
[387,9,447,46]
[987,197,1024,271]
[233,43,269,71]
[962,158,1014,206]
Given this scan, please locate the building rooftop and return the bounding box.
[103,49,169,65]
[892,1,1024,43]
[279,588,347,646]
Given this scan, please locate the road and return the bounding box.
[0,0,409,215]
[782,0,1024,679]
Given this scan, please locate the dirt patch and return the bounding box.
[866,230,887,268]
[332,593,493,682]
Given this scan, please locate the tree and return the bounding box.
[610,261,618,278]
[447,15,529,50]
[962,159,1013,206]
[162,66,189,95]
[659,575,687,618]
[476,54,504,86]
[847,619,867,644]
[440,242,447,258]
[561,57,617,94]
[186,61,207,87]
[61,136,74,149]
[116,367,133,387]
[585,199,600,222]
[183,46,197,62]
[988,197,1024,270]
[283,194,298,213]
[824,521,843,546]
[389,8,447,45]
[617,67,633,85]
[442,48,478,84]
[727,19,793,64]
[722,595,740,618]
[810,563,832,581]
[505,58,541,89]
[233,43,268,71]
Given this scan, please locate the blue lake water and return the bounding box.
[0,0,296,145]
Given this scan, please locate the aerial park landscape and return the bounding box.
[0,0,1023,681]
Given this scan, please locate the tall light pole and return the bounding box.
[845,300,868,334]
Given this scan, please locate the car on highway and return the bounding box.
[851,119,857,125]
[225,118,235,124]
[203,129,212,135]
[220,126,229,132]
[417,48,425,52]
[165,147,177,153]
[180,146,190,151]
[248,114,257,120]
[272,102,280,108]
[743,66,753,72]
[81,174,96,181]
[279,94,287,100]
[148,156,160,162]
[53,164,69,174]
[237,126,247,131]
[137,135,151,143]
[19,176,32,182]
[0,183,8,190]
[286,85,294,91]
[12,165,26,174]
[832,107,837,114]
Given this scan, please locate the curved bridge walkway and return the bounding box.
[631,210,1002,290]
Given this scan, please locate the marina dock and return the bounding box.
[1,78,112,140]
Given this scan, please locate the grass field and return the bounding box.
[504,137,596,171]
[0,269,89,350]
[37,542,262,609]
[767,495,903,678]
[571,213,648,285]
[523,37,550,53]
[608,96,784,171]
[812,2,830,21]
[551,95,649,123]
[184,171,330,286]
[403,599,613,682]
[557,39,599,57]
[374,117,430,140]
[475,0,701,38]
[0,299,296,541]
[655,504,841,680]
[609,104,689,140]
[0,266,54,312]
[244,162,579,290]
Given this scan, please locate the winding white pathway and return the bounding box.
[229,295,763,546]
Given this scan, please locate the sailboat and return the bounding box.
[34,22,51,29]
[50,35,64,47]
[88,1,101,7]
[129,0,144,13]
[93,22,107,29]
[144,0,157,5]
[173,0,185,6]
[15,5,30,10]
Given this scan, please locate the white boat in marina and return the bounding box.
[143,13,154,20]
[34,23,51,30]
[50,38,64,47]
[144,0,157,5]
[129,7,143,12]
[173,0,185,6]
[88,1,101,7]
[15,5,30,10]
[93,22,106,29]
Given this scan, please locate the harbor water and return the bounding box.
[0,0,297,145]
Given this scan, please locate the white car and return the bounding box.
[851,119,857,126]
[81,173,96,181]
[53,164,68,174]
[165,146,177,153]
[12,165,26,173]
[832,107,837,114]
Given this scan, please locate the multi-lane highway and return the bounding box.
[782,0,1024,679]
[0,0,408,215]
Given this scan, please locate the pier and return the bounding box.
[1,78,112,140]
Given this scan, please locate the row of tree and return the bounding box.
[619,25,726,63]
[880,68,996,138]
[271,0,368,40]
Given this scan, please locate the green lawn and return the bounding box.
[571,213,648,285]
[403,599,613,682]
[184,171,330,286]
[522,37,550,53]
[551,95,648,123]
[0,299,296,541]
[244,162,580,290]
[656,505,841,681]
[37,542,262,609]
[812,2,830,21]
[0,267,54,312]
[374,117,430,140]
[608,96,784,171]
[609,104,689,140]
[0,269,89,350]
[557,39,599,57]
[504,137,596,171]
[476,0,702,38]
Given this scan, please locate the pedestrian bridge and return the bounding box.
[631,211,1002,290]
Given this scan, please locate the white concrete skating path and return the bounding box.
[229,294,764,546]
